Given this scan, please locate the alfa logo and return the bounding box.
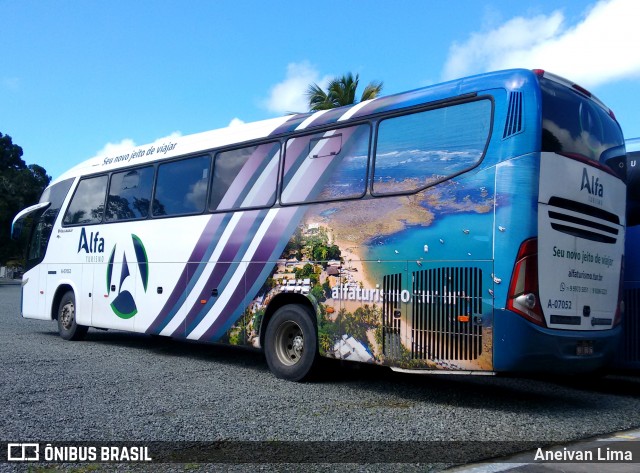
[580,167,603,197]
[106,234,149,319]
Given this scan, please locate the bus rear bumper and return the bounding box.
[493,309,622,374]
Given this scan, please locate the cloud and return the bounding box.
[151,131,182,146]
[95,138,137,158]
[95,132,182,157]
[228,117,245,127]
[442,0,640,88]
[263,61,331,115]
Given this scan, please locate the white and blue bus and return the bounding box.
[12,69,626,381]
[617,137,640,369]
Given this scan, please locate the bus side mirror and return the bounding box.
[11,220,24,240]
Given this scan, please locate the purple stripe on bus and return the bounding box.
[309,107,349,127]
[348,84,459,121]
[283,135,311,176]
[281,112,340,175]
[200,278,248,341]
[145,214,226,334]
[199,207,299,340]
[216,143,277,210]
[147,113,310,336]
[198,256,273,342]
[282,127,357,202]
[244,159,278,207]
[174,211,262,337]
[270,113,311,136]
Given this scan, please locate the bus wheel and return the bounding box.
[264,304,317,381]
[57,291,88,341]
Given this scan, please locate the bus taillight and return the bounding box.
[507,238,547,327]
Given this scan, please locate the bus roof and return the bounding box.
[54,68,544,186]
[627,137,640,153]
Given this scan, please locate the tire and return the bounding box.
[264,304,317,381]
[57,290,88,341]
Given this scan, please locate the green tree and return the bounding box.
[326,244,341,261]
[322,280,332,299]
[319,332,332,354]
[298,263,315,278]
[0,132,26,170]
[306,73,383,111]
[0,132,51,265]
[312,244,329,262]
[310,284,325,303]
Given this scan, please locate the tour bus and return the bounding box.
[12,69,626,381]
[617,137,640,369]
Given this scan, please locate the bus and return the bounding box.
[12,69,626,381]
[617,137,640,369]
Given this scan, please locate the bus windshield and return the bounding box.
[540,76,625,173]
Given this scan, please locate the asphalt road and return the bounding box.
[2,283,640,471]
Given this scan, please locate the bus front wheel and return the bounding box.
[264,304,317,381]
[57,290,88,341]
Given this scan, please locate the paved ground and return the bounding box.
[1,284,640,471]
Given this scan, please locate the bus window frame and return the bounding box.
[150,154,213,219]
[370,95,494,198]
[209,141,281,214]
[61,173,110,227]
[278,121,372,207]
[105,165,156,223]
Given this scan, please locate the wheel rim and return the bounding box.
[60,300,75,330]
[274,320,304,366]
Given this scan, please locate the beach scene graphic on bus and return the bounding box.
[222,124,499,371]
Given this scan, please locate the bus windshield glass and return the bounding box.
[540,77,625,168]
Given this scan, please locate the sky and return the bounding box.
[1,0,639,181]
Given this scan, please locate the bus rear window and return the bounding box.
[540,77,624,165]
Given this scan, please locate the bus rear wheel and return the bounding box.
[264,304,317,381]
[57,290,88,341]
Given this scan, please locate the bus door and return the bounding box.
[73,264,93,327]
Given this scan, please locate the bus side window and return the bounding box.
[281,124,370,205]
[62,175,109,225]
[153,155,210,217]
[372,99,491,195]
[106,166,155,221]
[210,142,280,211]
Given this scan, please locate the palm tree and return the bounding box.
[306,73,383,111]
